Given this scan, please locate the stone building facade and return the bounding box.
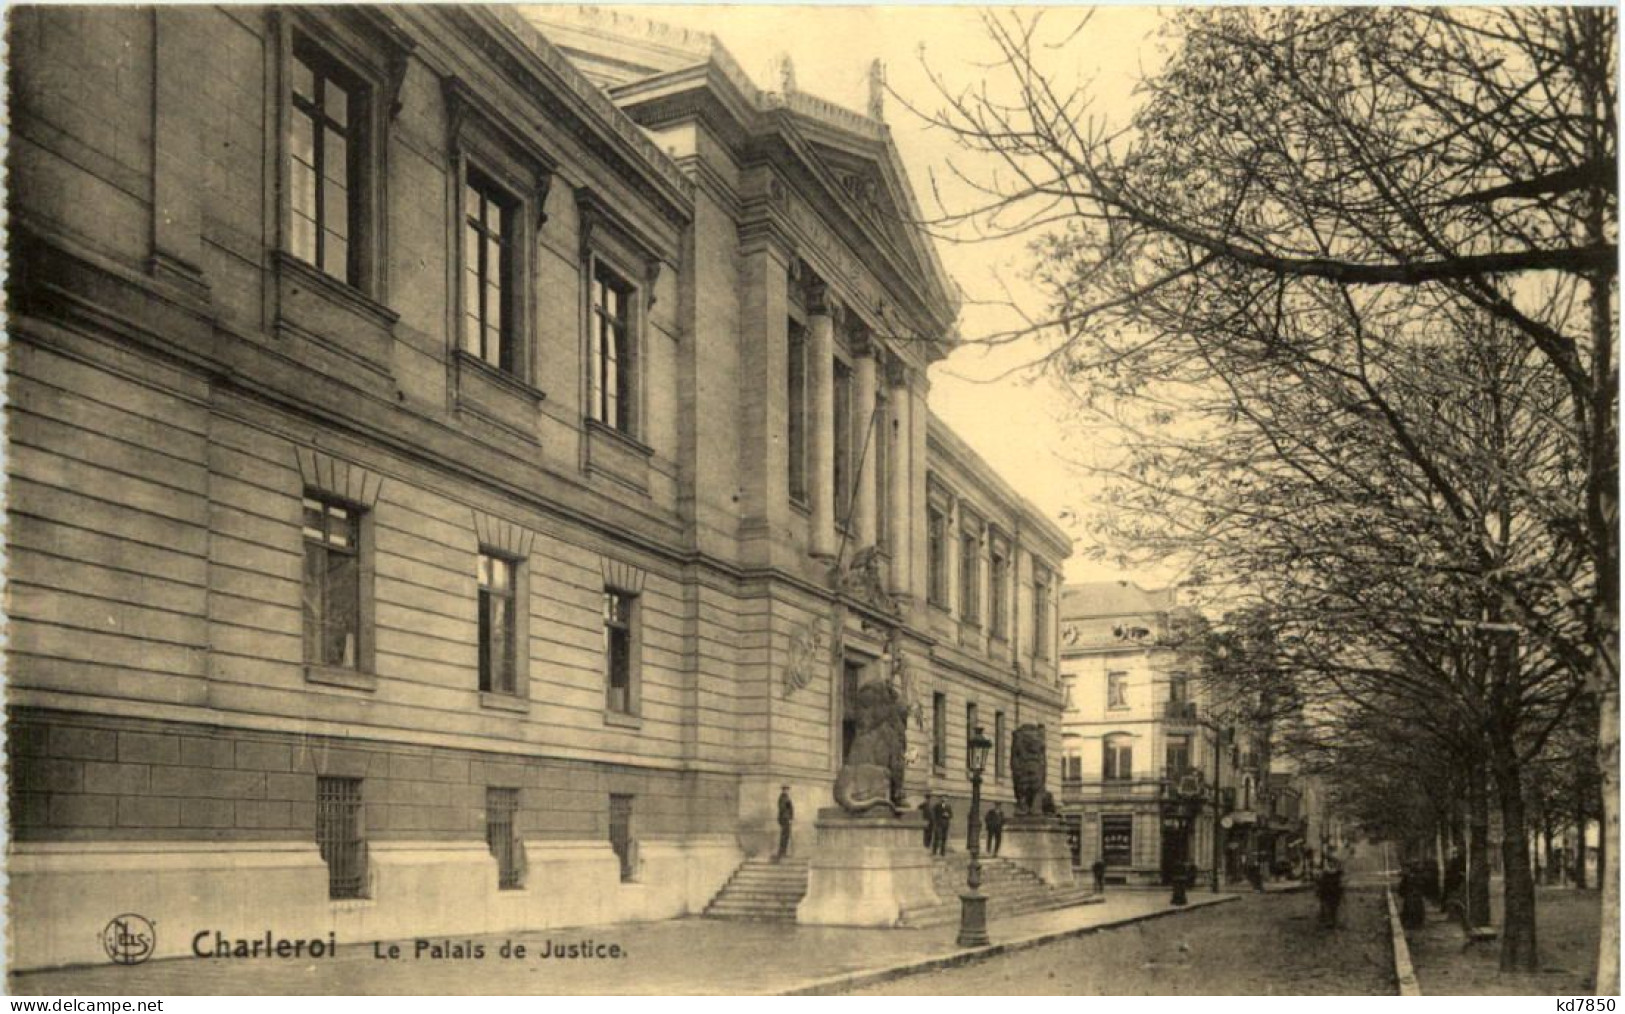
[5,7,1067,969]
[1057,581,1228,885]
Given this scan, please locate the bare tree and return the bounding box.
[917,6,1616,985]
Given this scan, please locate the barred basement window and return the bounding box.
[609,793,635,882]
[303,494,362,669]
[478,552,517,695]
[316,776,365,899]
[486,787,522,890]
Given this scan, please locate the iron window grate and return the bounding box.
[317,776,365,899]
[487,787,522,890]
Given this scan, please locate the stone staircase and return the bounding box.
[702,857,808,922]
[899,851,1100,928]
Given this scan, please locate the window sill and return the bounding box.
[584,417,654,458]
[455,350,546,404]
[603,708,642,730]
[275,251,398,330]
[306,665,377,692]
[480,691,530,714]
[584,418,653,493]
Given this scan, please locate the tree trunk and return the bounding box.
[1575,810,1589,889]
[1494,743,1540,970]
[1598,687,1619,993]
[1468,764,1492,927]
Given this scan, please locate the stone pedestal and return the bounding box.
[1002,815,1076,886]
[797,808,943,927]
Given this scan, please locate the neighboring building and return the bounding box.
[5,7,1068,969]
[1057,581,1230,885]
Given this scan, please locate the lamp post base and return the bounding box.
[957,891,990,947]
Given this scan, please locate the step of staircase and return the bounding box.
[702,858,809,922]
[903,855,1100,928]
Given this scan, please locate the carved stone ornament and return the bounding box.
[832,545,899,616]
[782,615,829,699]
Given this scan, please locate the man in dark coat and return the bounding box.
[985,803,1005,857]
[932,796,953,855]
[775,785,794,861]
[918,794,934,851]
[1091,857,1107,893]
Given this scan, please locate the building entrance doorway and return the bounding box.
[840,658,866,763]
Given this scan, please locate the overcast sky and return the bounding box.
[613,4,1172,586]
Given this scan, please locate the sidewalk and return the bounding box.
[9,891,1241,996]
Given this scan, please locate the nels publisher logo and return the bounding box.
[100,913,156,966]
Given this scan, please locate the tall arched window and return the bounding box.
[1103,733,1133,781]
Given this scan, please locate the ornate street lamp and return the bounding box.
[958,724,994,948]
[1169,769,1203,906]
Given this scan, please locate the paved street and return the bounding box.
[10,891,1240,996]
[848,885,1395,995]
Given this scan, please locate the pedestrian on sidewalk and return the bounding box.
[918,794,934,851]
[932,796,953,855]
[1091,857,1106,893]
[775,785,794,861]
[985,803,1005,857]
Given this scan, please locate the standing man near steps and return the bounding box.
[775,785,794,862]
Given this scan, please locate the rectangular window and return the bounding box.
[1166,735,1191,778]
[1101,814,1133,865]
[833,359,853,528]
[1033,565,1053,659]
[932,692,947,769]
[1104,736,1133,781]
[302,494,362,669]
[289,42,362,285]
[787,320,808,502]
[927,505,949,607]
[1169,673,1189,703]
[989,535,1009,639]
[478,552,517,695]
[316,776,365,899]
[994,712,1007,781]
[960,523,981,626]
[591,265,636,434]
[486,787,521,889]
[463,170,515,374]
[609,793,635,882]
[965,702,979,765]
[1063,754,1083,782]
[604,589,636,714]
[1107,671,1129,709]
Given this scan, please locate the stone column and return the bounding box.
[888,363,911,595]
[853,344,878,548]
[808,284,837,559]
[908,372,931,615]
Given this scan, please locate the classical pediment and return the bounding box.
[792,129,958,328]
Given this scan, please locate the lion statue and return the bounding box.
[833,680,908,815]
[1011,723,1048,815]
